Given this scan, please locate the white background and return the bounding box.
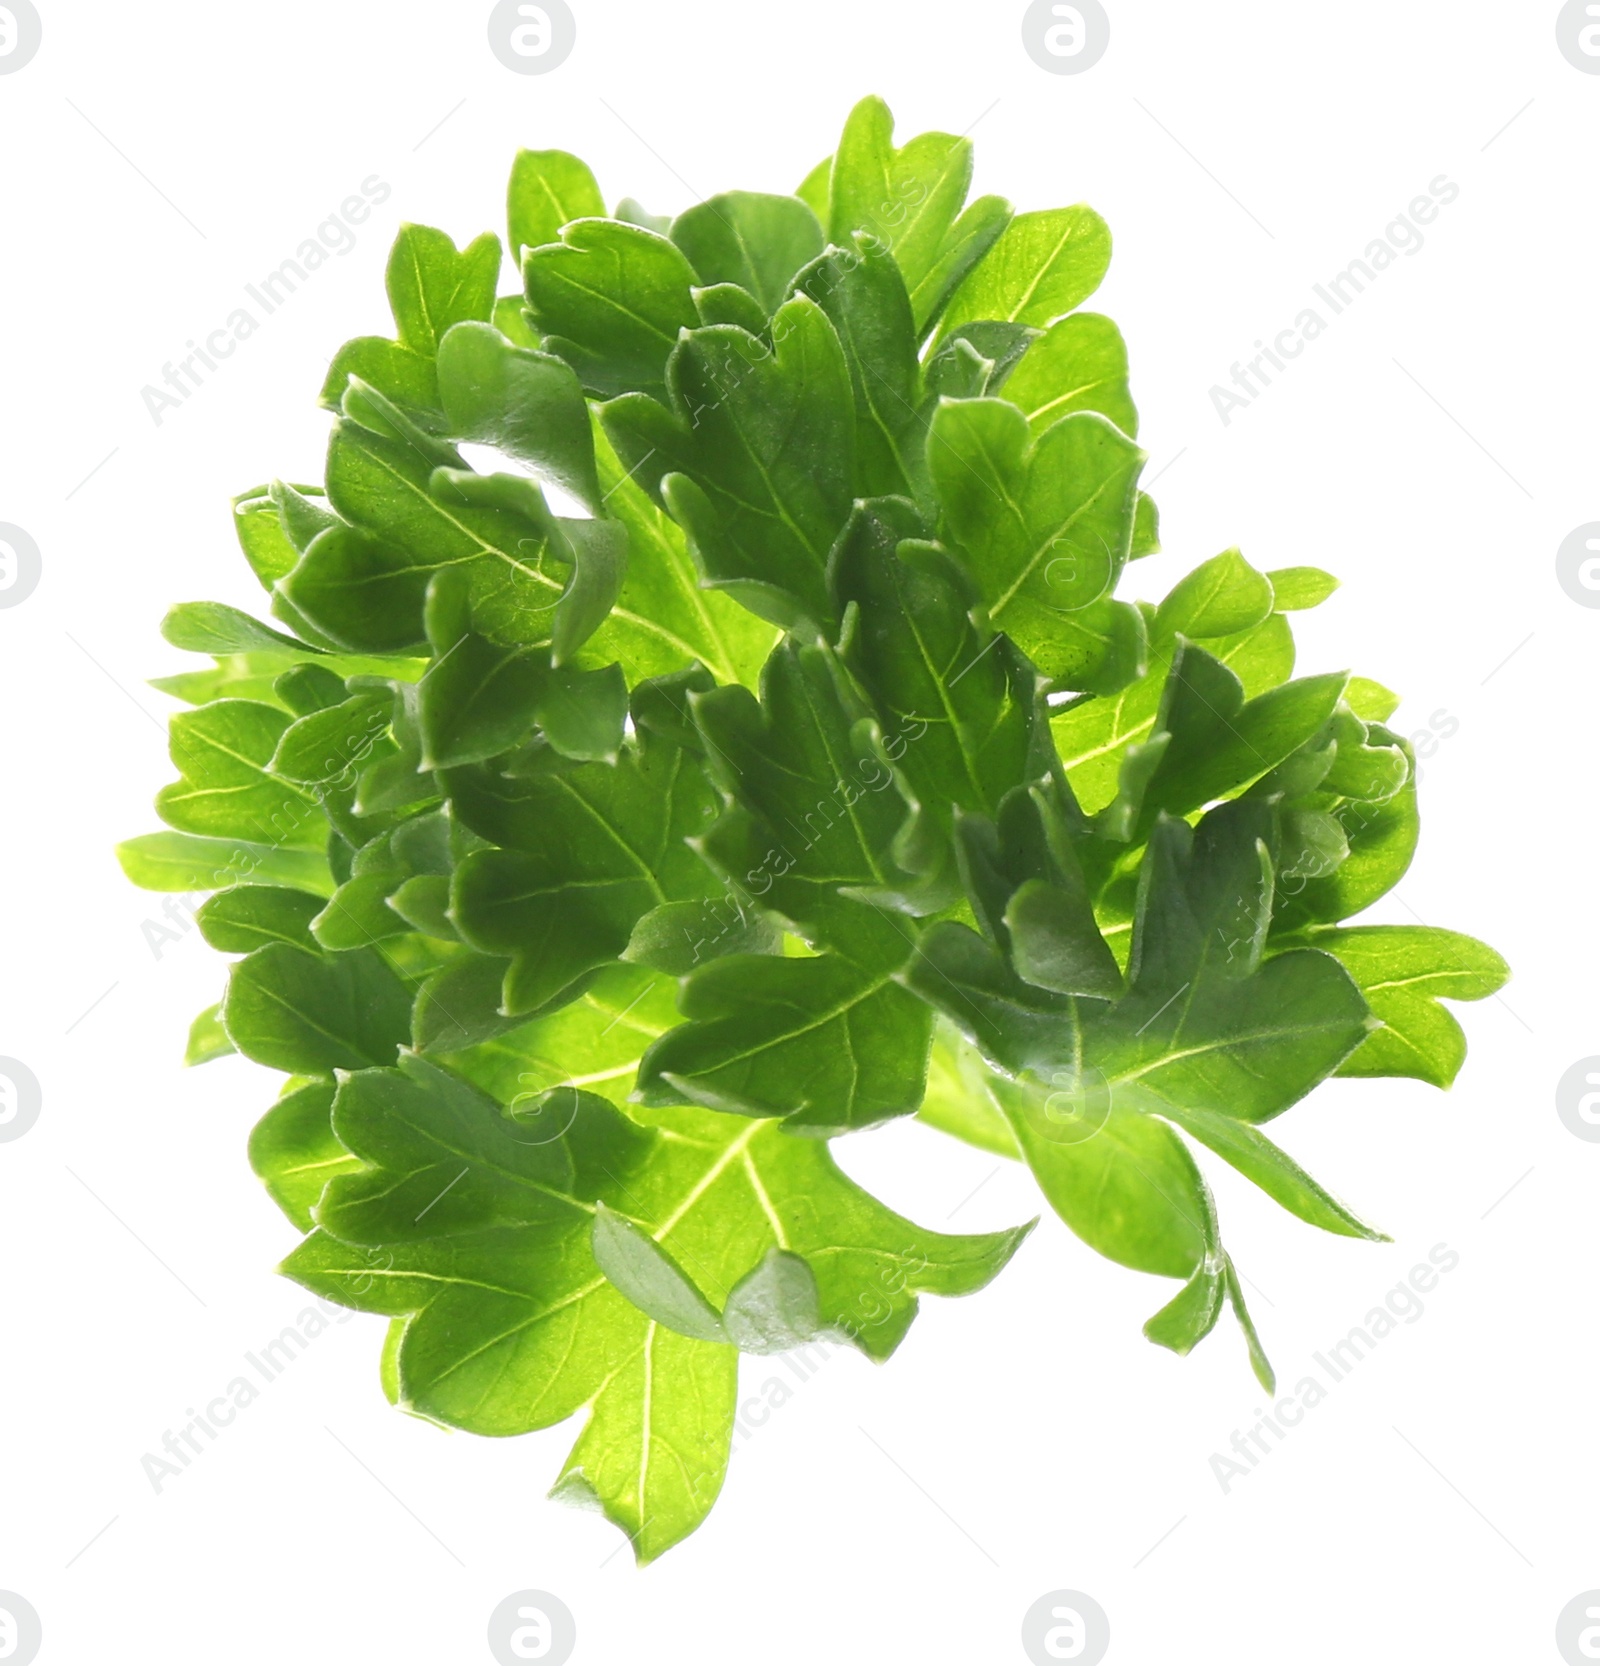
[0,2,1592,1661]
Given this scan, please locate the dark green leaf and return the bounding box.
[671,192,823,314]
[449,722,720,1015]
[601,298,854,629]
[795,235,923,500]
[436,321,602,512]
[523,219,699,399]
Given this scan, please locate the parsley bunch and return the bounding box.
[121,96,1506,1562]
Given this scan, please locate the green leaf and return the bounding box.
[448,718,721,1015]
[274,662,351,716]
[1138,643,1347,830]
[156,700,323,848]
[1131,491,1160,558]
[1153,549,1274,641]
[591,1201,729,1342]
[917,1024,1020,1157]
[1267,566,1339,610]
[722,1250,826,1354]
[924,321,1039,401]
[601,298,854,629]
[423,466,628,666]
[309,806,453,951]
[491,294,540,349]
[938,205,1113,336]
[507,148,605,264]
[445,962,681,1102]
[826,95,1000,326]
[909,195,1013,338]
[692,281,769,332]
[283,1055,1027,1559]
[117,832,334,896]
[1346,676,1400,721]
[1154,1101,1386,1239]
[435,322,603,512]
[320,337,441,417]
[233,488,307,590]
[622,897,780,976]
[386,224,501,357]
[185,1003,234,1066]
[269,691,393,788]
[689,637,928,934]
[1301,925,1508,1088]
[285,414,575,653]
[587,424,776,689]
[1050,611,1296,817]
[613,197,672,236]
[248,1080,362,1231]
[928,399,1145,684]
[1092,806,1373,1122]
[995,1077,1209,1277]
[635,910,933,1133]
[161,602,322,658]
[830,499,1036,824]
[671,192,824,314]
[1224,1259,1276,1394]
[411,953,518,1054]
[1273,730,1419,931]
[523,219,699,399]
[1002,313,1137,437]
[795,235,923,500]
[795,155,831,221]
[196,886,323,953]
[222,943,412,1073]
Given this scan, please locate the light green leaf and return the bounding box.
[1003,313,1137,437]
[386,224,501,357]
[1267,566,1339,610]
[448,716,720,1015]
[508,148,605,264]
[283,1056,1028,1560]
[938,205,1112,337]
[185,1002,235,1066]
[1302,925,1508,1088]
[591,1201,729,1342]
[1153,549,1274,642]
[117,832,334,896]
[196,886,323,954]
[156,700,323,848]
[248,1080,362,1231]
